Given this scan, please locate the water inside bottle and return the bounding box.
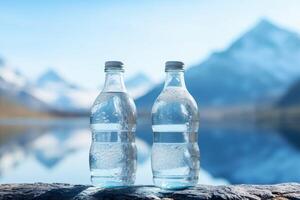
[89,92,137,187]
[152,124,199,189]
[89,123,136,187]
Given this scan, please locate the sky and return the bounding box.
[0,0,300,89]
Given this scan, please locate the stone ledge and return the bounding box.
[0,183,299,200]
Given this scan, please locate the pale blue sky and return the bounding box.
[0,0,300,88]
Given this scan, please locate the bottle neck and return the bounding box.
[102,71,126,92]
[163,70,186,89]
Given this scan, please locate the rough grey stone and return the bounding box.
[0,183,299,200]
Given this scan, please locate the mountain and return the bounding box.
[0,60,53,116]
[0,62,155,116]
[125,72,153,98]
[36,69,77,89]
[0,62,93,116]
[278,79,300,107]
[0,62,27,89]
[137,19,300,110]
[30,70,153,113]
[30,69,97,113]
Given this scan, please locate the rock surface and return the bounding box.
[0,183,299,200]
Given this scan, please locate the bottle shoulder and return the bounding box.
[152,87,198,112]
[90,92,136,124]
[92,92,136,108]
[151,87,199,125]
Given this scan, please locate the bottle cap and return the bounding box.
[105,61,124,71]
[165,61,184,71]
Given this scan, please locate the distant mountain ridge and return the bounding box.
[36,69,78,89]
[30,69,94,113]
[1,18,300,116]
[0,61,154,116]
[137,19,300,109]
[0,64,52,116]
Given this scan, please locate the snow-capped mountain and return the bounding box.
[137,19,300,108]
[0,62,27,90]
[0,60,51,113]
[30,69,97,113]
[30,70,153,113]
[226,19,300,82]
[0,58,155,115]
[36,69,77,89]
[0,61,94,114]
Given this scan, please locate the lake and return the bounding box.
[0,117,299,185]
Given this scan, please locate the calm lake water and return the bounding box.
[0,117,300,185]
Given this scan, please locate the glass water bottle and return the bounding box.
[151,61,200,189]
[89,61,137,187]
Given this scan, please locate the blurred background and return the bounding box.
[1,0,300,185]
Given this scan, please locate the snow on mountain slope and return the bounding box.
[226,19,300,82]
[137,19,300,107]
[30,70,153,112]
[0,60,52,112]
[0,60,154,114]
[36,69,77,89]
[0,65,27,89]
[30,69,98,112]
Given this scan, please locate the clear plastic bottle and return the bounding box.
[151,61,200,189]
[89,61,137,187]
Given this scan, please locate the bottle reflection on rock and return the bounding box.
[151,61,200,190]
[89,61,137,187]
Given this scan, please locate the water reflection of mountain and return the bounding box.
[0,121,150,178]
[0,126,44,176]
[278,125,300,149]
[31,128,89,168]
[200,125,300,184]
[1,119,300,184]
[0,125,90,176]
[137,119,300,184]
